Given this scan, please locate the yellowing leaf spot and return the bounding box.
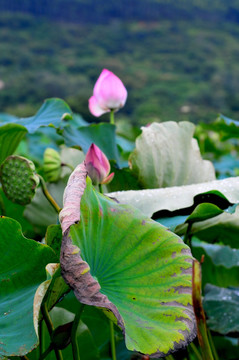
[81,266,90,275]
[71,248,80,255]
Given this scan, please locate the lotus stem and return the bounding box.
[41,302,63,360]
[38,344,53,360]
[192,260,214,360]
[110,109,115,125]
[184,222,192,247]
[189,342,202,360]
[71,303,85,360]
[109,320,117,360]
[41,302,54,336]
[39,175,61,214]
[99,183,103,194]
[207,329,219,360]
[0,193,5,215]
[39,319,45,358]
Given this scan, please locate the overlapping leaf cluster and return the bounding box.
[0,99,238,359]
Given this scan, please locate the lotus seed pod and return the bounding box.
[0,155,39,205]
[43,148,61,182]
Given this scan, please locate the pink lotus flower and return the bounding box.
[89,69,127,117]
[85,143,114,185]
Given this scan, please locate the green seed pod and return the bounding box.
[43,148,61,182]
[0,155,39,205]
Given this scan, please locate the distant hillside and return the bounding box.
[1,5,239,125]
[1,0,239,24]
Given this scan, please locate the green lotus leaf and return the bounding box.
[0,188,34,236]
[155,215,188,232]
[0,113,19,123]
[0,98,72,134]
[18,98,72,134]
[21,128,62,165]
[0,123,27,164]
[106,161,141,192]
[214,154,239,178]
[188,205,239,249]
[45,224,62,258]
[63,123,119,162]
[0,217,57,357]
[212,336,239,360]
[192,238,239,288]
[208,114,239,140]
[59,163,196,358]
[129,121,215,189]
[186,203,224,224]
[203,284,239,335]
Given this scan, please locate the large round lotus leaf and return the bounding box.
[129,121,215,189]
[0,217,57,357]
[60,163,196,358]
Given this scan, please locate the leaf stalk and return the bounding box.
[109,320,117,360]
[39,175,61,214]
[110,109,115,125]
[192,260,214,360]
[71,303,85,360]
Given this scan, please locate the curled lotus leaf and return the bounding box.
[129,121,215,189]
[107,176,239,218]
[59,162,196,357]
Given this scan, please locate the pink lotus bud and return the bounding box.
[85,143,114,185]
[89,69,127,117]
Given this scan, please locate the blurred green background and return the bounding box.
[1,0,239,125]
